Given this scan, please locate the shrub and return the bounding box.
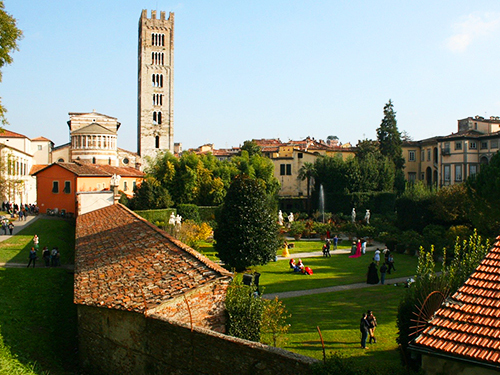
[177,204,201,223]
[177,220,212,249]
[260,297,291,347]
[225,281,264,342]
[289,220,306,239]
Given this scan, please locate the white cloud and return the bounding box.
[446,12,500,53]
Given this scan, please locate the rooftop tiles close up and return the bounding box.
[74,204,232,314]
[414,236,500,366]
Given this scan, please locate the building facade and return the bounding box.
[402,116,500,187]
[138,9,175,166]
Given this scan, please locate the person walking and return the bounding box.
[33,234,40,250]
[8,221,14,235]
[27,247,37,268]
[387,253,396,274]
[374,248,381,265]
[1,220,7,235]
[360,313,370,349]
[380,263,388,285]
[333,235,338,250]
[367,310,378,344]
[42,246,50,267]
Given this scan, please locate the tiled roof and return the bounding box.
[413,237,500,365]
[30,164,48,175]
[74,204,232,313]
[32,162,144,177]
[32,136,53,142]
[0,129,27,138]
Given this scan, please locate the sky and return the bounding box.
[3,1,500,153]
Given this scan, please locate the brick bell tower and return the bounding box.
[138,10,174,168]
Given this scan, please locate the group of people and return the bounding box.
[1,218,14,235]
[289,258,313,275]
[27,234,61,268]
[2,202,38,218]
[321,235,339,257]
[359,310,378,349]
[349,238,367,258]
[367,247,396,285]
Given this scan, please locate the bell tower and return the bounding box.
[138,9,174,167]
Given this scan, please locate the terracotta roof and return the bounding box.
[32,136,52,142]
[413,237,500,366]
[32,162,144,177]
[74,204,232,313]
[0,129,28,138]
[30,164,48,175]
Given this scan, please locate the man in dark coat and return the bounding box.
[360,313,370,349]
[367,261,379,284]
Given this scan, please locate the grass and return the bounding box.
[0,218,75,265]
[0,218,77,375]
[282,286,407,369]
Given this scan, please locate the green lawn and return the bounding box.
[248,252,418,295]
[0,218,77,375]
[282,286,407,370]
[0,219,75,265]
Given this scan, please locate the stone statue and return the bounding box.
[351,208,356,223]
[288,212,294,223]
[278,210,284,226]
[110,174,121,187]
[365,209,371,225]
[168,212,176,226]
[175,214,182,226]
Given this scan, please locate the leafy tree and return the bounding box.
[261,297,291,347]
[466,151,500,236]
[214,175,280,271]
[376,100,404,171]
[128,177,172,210]
[298,162,316,214]
[0,1,23,125]
[240,140,262,157]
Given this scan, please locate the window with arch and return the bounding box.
[58,158,64,162]
[153,112,157,124]
[151,74,164,87]
[152,33,165,46]
[158,112,162,124]
[155,136,160,149]
[92,157,96,164]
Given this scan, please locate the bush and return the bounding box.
[177,204,201,223]
[177,220,212,249]
[225,281,264,342]
[135,208,176,224]
[260,297,291,347]
[398,230,424,256]
[289,220,306,239]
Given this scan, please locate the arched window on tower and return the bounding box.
[162,34,165,46]
[153,112,157,124]
[161,53,164,65]
[92,157,96,164]
[151,33,154,45]
[158,112,162,124]
[155,136,160,149]
[152,74,155,87]
[160,74,163,87]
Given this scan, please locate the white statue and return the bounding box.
[288,212,294,223]
[175,214,182,226]
[365,209,371,225]
[351,208,356,223]
[110,174,121,187]
[168,212,176,226]
[278,210,284,226]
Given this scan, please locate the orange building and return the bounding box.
[32,162,144,216]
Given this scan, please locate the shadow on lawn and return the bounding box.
[0,268,78,374]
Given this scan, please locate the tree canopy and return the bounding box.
[0,2,23,125]
[214,175,280,271]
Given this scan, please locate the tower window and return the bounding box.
[155,136,160,149]
[158,112,162,124]
[92,157,96,164]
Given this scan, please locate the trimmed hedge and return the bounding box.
[134,209,176,224]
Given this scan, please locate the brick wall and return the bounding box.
[149,279,231,333]
[78,305,317,375]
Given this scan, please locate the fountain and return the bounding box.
[319,184,325,223]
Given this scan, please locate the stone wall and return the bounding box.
[78,305,317,375]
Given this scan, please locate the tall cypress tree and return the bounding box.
[377,100,405,170]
